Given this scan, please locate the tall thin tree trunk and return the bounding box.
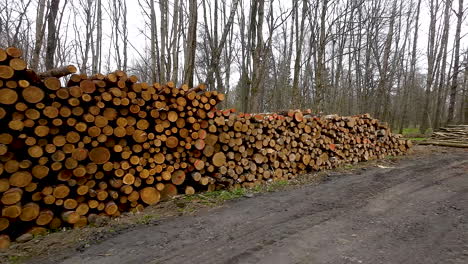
[420,0,441,133]
[159,0,168,82]
[314,0,328,112]
[149,0,160,82]
[171,0,180,83]
[184,0,198,87]
[401,0,422,131]
[434,0,451,128]
[291,0,307,109]
[31,0,46,70]
[45,0,60,70]
[447,0,464,123]
[93,0,102,74]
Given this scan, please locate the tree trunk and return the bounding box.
[291,0,307,109]
[447,0,464,124]
[433,0,451,128]
[31,0,46,70]
[45,0,61,70]
[314,0,328,112]
[184,0,197,87]
[159,0,168,82]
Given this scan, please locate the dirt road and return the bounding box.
[36,148,467,264]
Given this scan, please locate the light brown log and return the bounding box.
[171,170,186,185]
[193,159,205,170]
[61,211,80,224]
[123,173,135,185]
[0,179,9,192]
[166,136,179,148]
[8,119,24,130]
[36,209,54,226]
[185,186,195,195]
[64,198,78,210]
[0,133,13,144]
[80,79,96,93]
[74,216,88,228]
[418,141,468,148]
[2,204,21,218]
[39,65,77,78]
[34,125,50,137]
[160,183,178,201]
[27,226,48,236]
[24,182,37,192]
[1,188,22,205]
[0,218,9,231]
[0,65,14,79]
[0,49,6,62]
[0,88,18,105]
[132,130,148,143]
[212,152,226,167]
[22,86,45,103]
[89,147,111,164]
[0,107,6,119]
[139,187,160,205]
[105,201,118,215]
[53,185,70,199]
[28,145,43,158]
[9,58,27,72]
[4,160,19,173]
[19,202,40,221]
[76,203,89,216]
[43,195,55,205]
[49,217,62,229]
[10,171,32,187]
[0,235,10,249]
[6,46,22,57]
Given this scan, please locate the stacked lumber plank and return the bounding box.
[420,125,468,148]
[0,46,411,248]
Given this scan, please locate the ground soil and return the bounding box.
[2,146,467,264]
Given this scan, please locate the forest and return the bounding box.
[1,0,467,133]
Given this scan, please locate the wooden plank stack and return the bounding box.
[0,46,411,248]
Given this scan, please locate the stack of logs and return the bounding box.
[200,110,412,189]
[420,125,468,148]
[0,46,412,248]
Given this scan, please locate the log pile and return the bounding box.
[0,46,411,248]
[200,110,412,189]
[420,125,468,148]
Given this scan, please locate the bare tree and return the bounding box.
[447,0,465,123]
[291,0,306,108]
[45,0,61,70]
[204,0,240,92]
[421,0,444,133]
[184,0,198,87]
[31,0,46,70]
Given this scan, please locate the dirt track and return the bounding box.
[34,147,467,264]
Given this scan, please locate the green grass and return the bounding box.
[8,255,29,264]
[203,188,246,201]
[407,137,427,141]
[182,188,249,206]
[266,180,289,192]
[402,127,420,135]
[402,127,432,136]
[136,214,159,225]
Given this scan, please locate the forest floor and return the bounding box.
[2,145,467,264]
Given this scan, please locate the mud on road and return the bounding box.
[14,147,468,263]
